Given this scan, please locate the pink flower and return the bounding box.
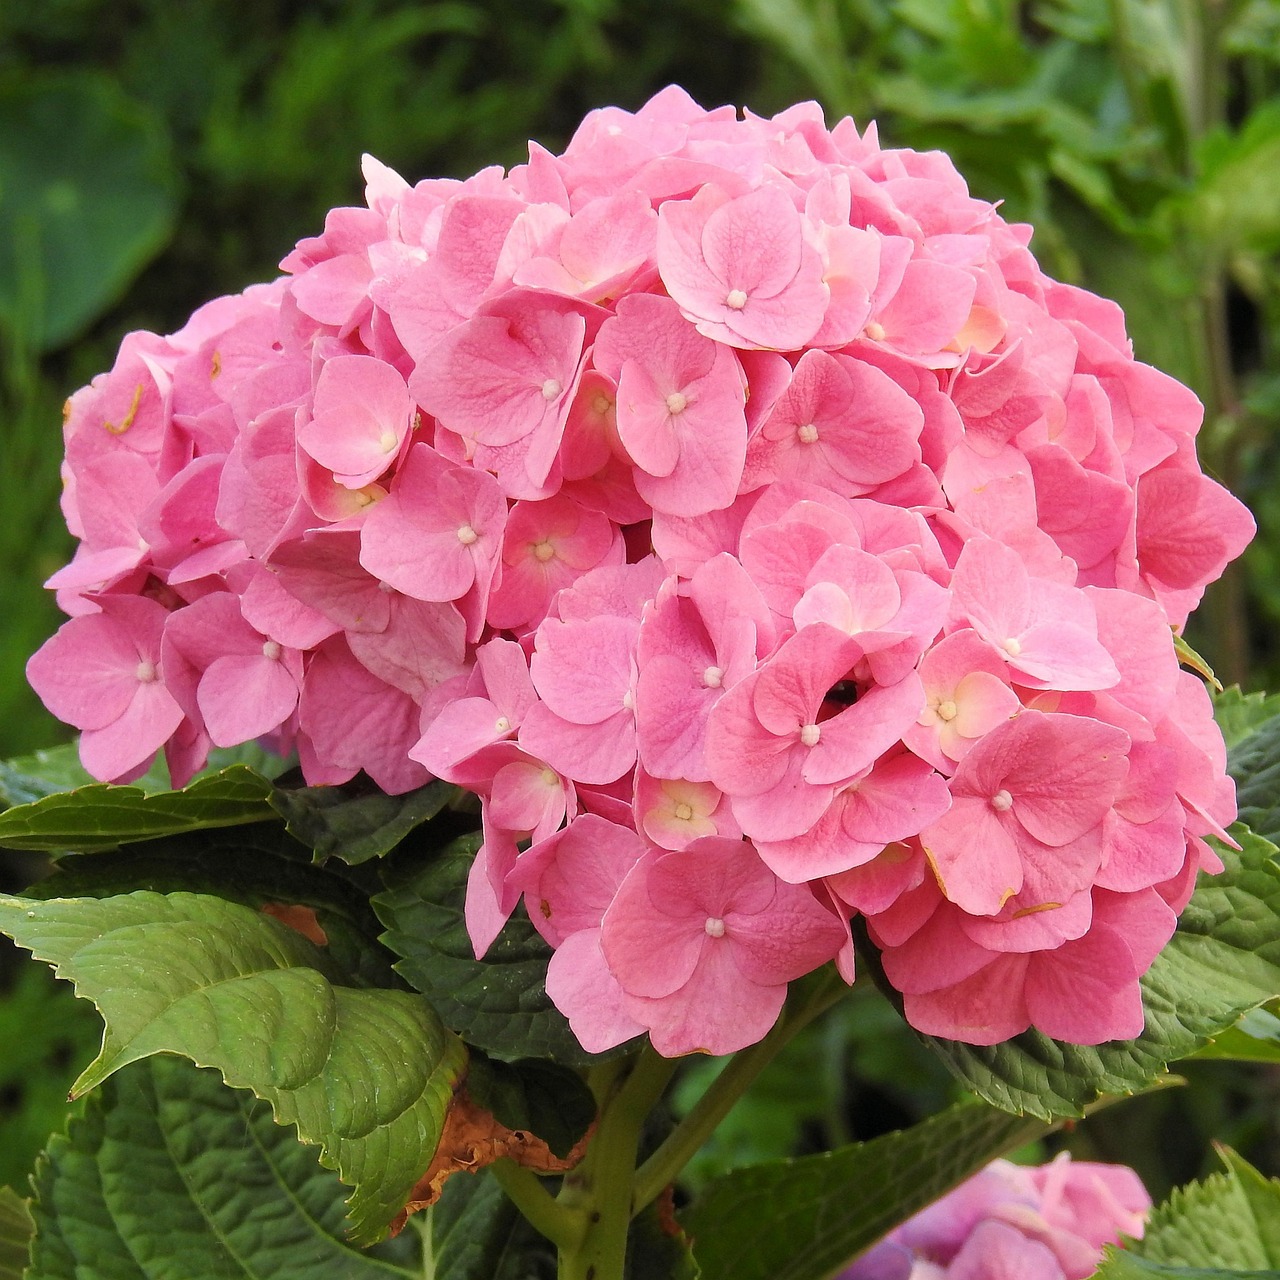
[840,1154,1150,1280]
[600,836,847,1055]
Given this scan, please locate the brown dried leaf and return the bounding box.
[260,902,328,946]
[390,1080,591,1234]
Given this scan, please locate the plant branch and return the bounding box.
[632,967,848,1215]
[490,1159,586,1251]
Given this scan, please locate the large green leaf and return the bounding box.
[0,74,178,351]
[911,827,1280,1118]
[374,834,611,1066]
[1189,1006,1280,1063]
[0,890,467,1242]
[27,1056,417,1280]
[427,1170,554,1280]
[1136,1147,1280,1270]
[0,765,276,852]
[27,823,401,990]
[681,1099,1049,1280]
[269,777,458,865]
[0,1187,32,1280]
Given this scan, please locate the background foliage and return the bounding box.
[1,0,1278,1262]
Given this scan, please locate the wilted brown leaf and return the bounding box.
[390,1078,592,1234]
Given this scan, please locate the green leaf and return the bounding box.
[27,1056,418,1280]
[0,1186,33,1280]
[374,834,614,1066]
[1120,1147,1280,1272]
[1229,717,1280,847]
[0,765,277,852]
[681,1099,1049,1280]
[1214,687,1280,750]
[911,826,1280,1119]
[0,890,467,1242]
[0,743,152,807]
[1093,1254,1280,1279]
[270,777,458,864]
[29,823,402,991]
[427,1170,554,1280]
[1173,634,1221,690]
[467,1054,596,1160]
[0,74,178,351]
[1189,1007,1280,1063]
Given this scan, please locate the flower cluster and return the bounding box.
[30,87,1253,1056]
[839,1154,1151,1280]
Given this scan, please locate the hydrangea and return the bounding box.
[838,1153,1151,1280]
[29,86,1254,1057]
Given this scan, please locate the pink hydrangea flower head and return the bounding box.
[30,86,1253,1059]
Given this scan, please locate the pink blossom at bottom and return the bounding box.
[839,1154,1150,1280]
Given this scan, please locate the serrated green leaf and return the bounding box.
[0,765,277,852]
[0,1186,33,1280]
[27,823,401,990]
[682,1099,1049,1280]
[1093,1251,1280,1279]
[270,777,457,864]
[0,890,467,1242]
[27,1056,417,1280]
[1229,717,1280,846]
[467,1054,596,1160]
[1213,687,1280,750]
[911,826,1280,1119]
[1129,1147,1280,1271]
[428,1170,555,1280]
[374,834,616,1066]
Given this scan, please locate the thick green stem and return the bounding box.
[556,1047,678,1280]
[633,967,849,1215]
[489,1159,586,1251]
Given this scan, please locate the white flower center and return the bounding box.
[991,789,1014,812]
[262,640,282,661]
[702,665,724,688]
[864,321,886,341]
[704,917,726,938]
[622,689,635,712]
[494,716,511,733]
[379,429,398,454]
[800,723,821,747]
[135,660,157,684]
[797,423,819,445]
[674,802,694,821]
[541,378,562,401]
[1002,637,1022,657]
[457,523,479,545]
[725,289,748,310]
[665,391,688,415]
[937,699,958,722]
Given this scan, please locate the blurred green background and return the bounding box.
[1,0,1278,1221]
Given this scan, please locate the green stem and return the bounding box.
[632,967,848,1215]
[489,1159,586,1251]
[556,1046,678,1280]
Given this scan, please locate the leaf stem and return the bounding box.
[489,1159,586,1251]
[632,967,848,1215]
